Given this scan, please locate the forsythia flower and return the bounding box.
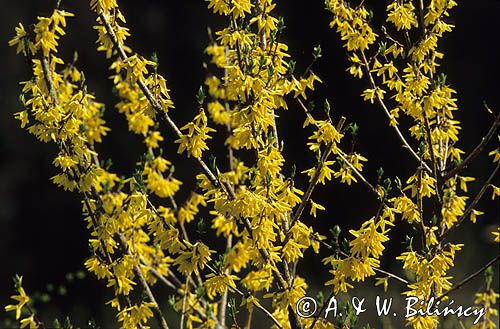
[176,110,216,158]
[387,1,419,30]
[5,287,29,320]
[204,273,239,299]
[309,199,325,218]
[8,23,28,55]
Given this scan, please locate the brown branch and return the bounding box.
[40,49,173,329]
[179,277,189,329]
[318,238,409,285]
[360,52,432,173]
[99,13,224,191]
[336,151,381,198]
[436,255,500,301]
[307,291,341,329]
[422,109,442,204]
[116,235,170,329]
[41,57,59,105]
[289,115,346,228]
[135,264,171,329]
[202,264,284,329]
[445,107,500,180]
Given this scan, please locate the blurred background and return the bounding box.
[0,0,499,328]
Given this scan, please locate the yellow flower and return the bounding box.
[375,277,389,292]
[176,110,216,158]
[174,242,213,275]
[493,227,500,243]
[207,0,231,16]
[90,0,118,14]
[5,287,30,320]
[144,131,164,149]
[14,110,29,128]
[204,273,239,300]
[9,23,28,55]
[489,149,500,163]
[470,209,484,223]
[20,315,38,329]
[387,1,418,31]
[349,218,389,259]
[231,0,253,19]
[309,199,325,218]
[492,186,500,200]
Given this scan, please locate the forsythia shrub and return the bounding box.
[5,0,500,328]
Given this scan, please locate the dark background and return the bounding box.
[0,0,499,328]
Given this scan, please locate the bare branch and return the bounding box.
[437,255,500,301]
[445,106,500,180]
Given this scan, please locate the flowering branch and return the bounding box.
[360,51,432,174]
[441,161,500,238]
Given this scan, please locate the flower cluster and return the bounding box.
[325,0,499,328]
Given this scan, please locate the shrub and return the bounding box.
[6,0,500,328]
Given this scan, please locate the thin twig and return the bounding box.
[441,162,500,238]
[308,291,338,329]
[179,277,189,329]
[422,108,442,204]
[134,263,171,329]
[231,302,242,329]
[203,264,284,329]
[41,57,59,105]
[290,116,346,227]
[337,151,380,198]
[360,51,432,173]
[117,235,171,329]
[317,237,409,285]
[436,255,500,301]
[41,49,171,329]
[245,307,253,329]
[444,107,500,180]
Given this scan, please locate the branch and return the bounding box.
[422,108,442,204]
[203,265,284,329]
[297,98,389,203]
[441,161,500,238]
[41,57,59,105]
[445,106,500,180]
[40,49,172,329]
[436,255,500,301]
[289,113,346,227]
[336,151,380,198]
[360,51,432,173]
[179,277,189,329]
[316,237,409,285]
[118,235,171,329]
[308,290,340,329]
[98,13,223,192]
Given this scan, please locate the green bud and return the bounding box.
[324,99,331,117]
[150,52,159,64]
[313,44,322,60]
[196,85,206,105]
